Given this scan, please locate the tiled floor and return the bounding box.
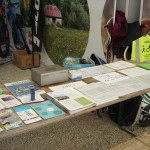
[109,131,150,150]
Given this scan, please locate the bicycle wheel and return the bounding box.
[0,20,10,58]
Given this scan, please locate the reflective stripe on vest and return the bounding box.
[131,36,150,62]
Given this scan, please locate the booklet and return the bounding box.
[0,94,22,108]
[14,106,42,124]
[0,109,24,130]
[46,87,96,114]
[4,80,45,104]
[30,100,65,119]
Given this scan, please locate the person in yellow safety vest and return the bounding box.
[131,36,150,63]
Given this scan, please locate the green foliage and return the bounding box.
[43,26,89,65]
[43,0,89,30]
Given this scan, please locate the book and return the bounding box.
[46,87,96,114]
[0,109,24,130]
[30,100,65,119]
[4,80,45,104]
[14,106,42,124]
[0,94,22,108]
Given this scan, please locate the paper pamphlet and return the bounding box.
[14,106,42,124]
[4,80,45,104]
[30,101,65,119]
[46,87,95,114]
[118,67,150,77]
[49,81,87,91]
[0,94,22,108]
[104,61,135,70]
[0,109,24,130]
[75,82,118,106]
[78,65,114,79]
[93,72,129,84]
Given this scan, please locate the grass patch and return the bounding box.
[43,26,89,65]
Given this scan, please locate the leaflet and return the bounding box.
[76,82,118,106]
[14,106,42,124]
[93,72,129,84]
[46,87,95,114]
[4,80,45,104]
[49,81,87,91]
[0,94,22,108]
[78,65,114,79]
[118,67,150,77]
[104,61,135,70]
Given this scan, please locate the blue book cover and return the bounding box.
[4,80,43,97]
[30,101,65,119]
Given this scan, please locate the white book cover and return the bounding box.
[46,87,96,114]
[104,61,135,70]
[4,80,45,104]
[0,94,22,108]
[49,81,87,91]
[14,106,42,124]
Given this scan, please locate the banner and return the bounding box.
[31,0,43,52]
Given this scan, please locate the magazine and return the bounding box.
[0,109,24,130]
[4,80,45,104]
[0,94,22,108]
[30,100,65,119]
[46,87,96,114]
[14,106,42,124]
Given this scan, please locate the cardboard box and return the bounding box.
[12,50,40,70]
[31,65,69,86]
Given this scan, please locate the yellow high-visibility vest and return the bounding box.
[131,36,150,63]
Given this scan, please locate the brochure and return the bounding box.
[30,100,65,119]
[14,106,42,124]
[4,80,45,104]
[0,109,24,130]
[46,87,96,114]
[0,94,22,108]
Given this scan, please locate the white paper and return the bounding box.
[78,65,114,79]
[0,95,22,108]
[47,87,95,114]
[20,94,44,104]
[118,67,150,77]
[49,81,87,91]
[93,72,129,84]
[76,82,118,105]
[104,61,135,70]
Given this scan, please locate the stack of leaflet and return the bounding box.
[4,80,45,104]
[46,87,96,114]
